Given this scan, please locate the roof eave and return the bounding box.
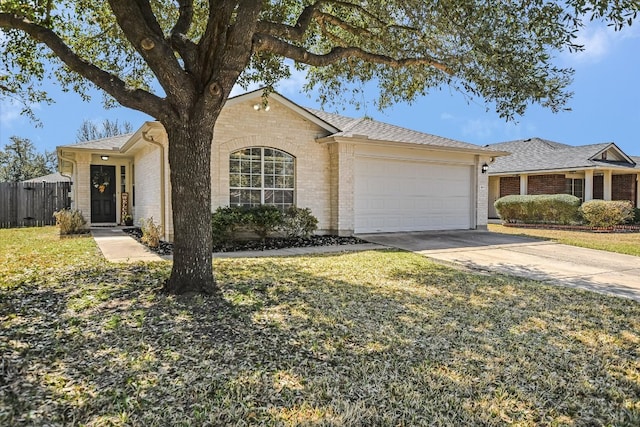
[317,135,509,156]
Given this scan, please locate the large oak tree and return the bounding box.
[1,1,637,294]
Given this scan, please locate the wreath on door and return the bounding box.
[92,170,111,193]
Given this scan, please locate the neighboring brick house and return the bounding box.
[57,90,504,240]
[486,138,640,218]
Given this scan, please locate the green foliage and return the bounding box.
[243,205,284,240]
[632,208,640,224]
[494,194,581,224]
[0,136,56,182]
[53,208,87,235]
[280,206,319,238]
[211,206,246,246]
[140,217,161,248]
[1,1,639,120]
[579,200,635,227]
[212,205,319,243]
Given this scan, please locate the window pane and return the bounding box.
[264,190,274,204]
[229,160,240,174]
[229,174,241,187]
[251,175,262,187]
[283,190,294,205]
[241,161,251,174]
[264,175,274,187]
[264,160,274,175]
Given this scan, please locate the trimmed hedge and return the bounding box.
[580,200,634,227]
[211,205,319,246]
[494,194,581,224]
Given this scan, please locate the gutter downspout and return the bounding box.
[141,130,166,239]
[58,150,77,210]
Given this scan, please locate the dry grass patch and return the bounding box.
[489,224,640,257]
[1,228,639,425]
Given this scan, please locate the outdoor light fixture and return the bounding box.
[253,103,271,111]
[101,155,109,161]
[481,163,489,174]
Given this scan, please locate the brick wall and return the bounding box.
[499,177,520,197]
[612,174,635,202]
[528,174,566,195]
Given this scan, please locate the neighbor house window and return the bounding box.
[565,178,584,201]
[229,147,295,208]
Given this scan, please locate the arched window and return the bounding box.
[229,147,295,208]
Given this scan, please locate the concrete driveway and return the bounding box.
[358,231,640,301]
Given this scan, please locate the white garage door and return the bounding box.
[354,157,473,233]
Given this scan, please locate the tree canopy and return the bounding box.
[0,136,57,182]
[75,119,134,142]
[1,0,638,294]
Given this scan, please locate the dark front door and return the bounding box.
[90,165,116,223]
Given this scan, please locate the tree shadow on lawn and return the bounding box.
[1,251,639,426]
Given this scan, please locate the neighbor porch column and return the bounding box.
[603,170,612,201]
[519,174,528,195]
[584,169,594,202]
[636,173,640,208]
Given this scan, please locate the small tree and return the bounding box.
[0,136,56,182]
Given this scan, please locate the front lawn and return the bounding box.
[489,224,640,257]
[2,227,639,426]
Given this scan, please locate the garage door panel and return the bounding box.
[354,157,473,233]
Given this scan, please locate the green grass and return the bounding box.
[489,224,640,257]
[2,227,640,426]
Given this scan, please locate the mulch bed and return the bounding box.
[502,223,640,233]
[123,227,366,255]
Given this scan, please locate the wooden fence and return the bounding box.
[0,182,71,228]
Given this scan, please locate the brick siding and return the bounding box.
[527,174,566,195]
[612,174,635,202]
[499,177,520,197]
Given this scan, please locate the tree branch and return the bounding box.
[0,12,166,119]
[107,0,192,106]
[253,33,453,74]
[169,0,199,73]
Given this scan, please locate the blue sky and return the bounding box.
[1,23,638,156]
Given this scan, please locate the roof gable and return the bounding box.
[487,138,638,174]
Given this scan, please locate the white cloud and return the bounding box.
[565,23,639,64]
[0,98,39,129]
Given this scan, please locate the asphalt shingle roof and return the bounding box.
[58,133,134,150]
[306,108,498,152]
[487,137,639,173]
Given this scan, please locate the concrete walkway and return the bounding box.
[91,227,384,263]
[359,231,640,302]
[91,228,165,263]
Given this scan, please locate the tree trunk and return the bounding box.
[162,120,218,295]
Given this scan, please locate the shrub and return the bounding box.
[280,206,319,238]
[53,209,87,235]
[211,206,246,245]
[579,200,634,227]
[140,217,161,248]
[244,205,284,240]
[494,194,581,224]
[631,208,640,225]
[211,205,319,243]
